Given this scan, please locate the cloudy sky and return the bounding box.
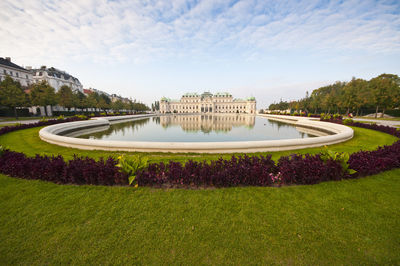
[1,0,399,108]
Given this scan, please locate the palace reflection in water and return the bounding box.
[77,114,321,142]
[159,114,255,133]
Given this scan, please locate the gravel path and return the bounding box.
[0,119,40,125]
[353,118,400,127]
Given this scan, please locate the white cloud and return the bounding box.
[1,0,399,67]
[0,0,399,106]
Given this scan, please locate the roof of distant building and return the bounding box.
[0,57,29,72]
[214,92,232,97]
[182,92,200,97]
[32,66,81,84]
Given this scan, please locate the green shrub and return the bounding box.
[116,155,149,186]
[74,114,87,120]
[321,147,356,175]
[343,118,353,125]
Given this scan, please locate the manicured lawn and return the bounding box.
[0,123,399,264]
[0,123,19,128]
[0,170,399,264]
[0,126,398,163]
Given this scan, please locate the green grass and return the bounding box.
[0,123,19,128]
[0,126,398,163]
[0,170,399,265]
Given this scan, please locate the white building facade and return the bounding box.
[31,66,83,92]
[160,92,256,114]
[0,57,33,87]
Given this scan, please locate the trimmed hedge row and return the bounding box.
[136,154,347,188]
[0,117,399,187]
[137,155,279,187]
[0,151,128,186]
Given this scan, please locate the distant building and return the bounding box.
[110,93,130,103]
[84,87,110,97]
[160,92,256,114]
[31,66,83,92]
[0,57,33,87]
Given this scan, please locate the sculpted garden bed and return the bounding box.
[0,117,399,188]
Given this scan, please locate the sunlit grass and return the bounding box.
[0,169,399,264]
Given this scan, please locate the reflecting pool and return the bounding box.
[73,114,325,142]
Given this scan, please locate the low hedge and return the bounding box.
[0,117,399,188]
[0,151,127,186]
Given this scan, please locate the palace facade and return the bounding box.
[160,92,256,114]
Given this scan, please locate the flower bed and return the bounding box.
[0,118,399,188]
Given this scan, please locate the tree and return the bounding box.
[351,78,370,116]
[56,85,74,111]
[30,81,56,116]
[0,76,28,118]
[151,101,160,111]
[369,74,400,117]
[86,92,99,111]
[73,90,87,112]
[97,94,111,111]
[112,99,124,112]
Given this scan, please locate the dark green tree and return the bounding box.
[73,90,87,112]
[30,81,56,116]
[369,74,400,117]
[0,76,28,118]
[112,99,124,112]
[56,85,74,111]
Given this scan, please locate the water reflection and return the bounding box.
[77,114,322,142]
[160,114,255,133]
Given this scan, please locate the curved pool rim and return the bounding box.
[39,114,354,153]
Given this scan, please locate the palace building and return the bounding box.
[160,92,256,114]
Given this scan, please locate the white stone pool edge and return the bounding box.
[39,114,354,153]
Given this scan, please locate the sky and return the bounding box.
[1,0,399,108]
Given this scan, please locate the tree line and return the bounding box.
[268,73,400,117]
[0,76,150,117]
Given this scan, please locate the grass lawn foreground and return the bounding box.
[0,124,399,264]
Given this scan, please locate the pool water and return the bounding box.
[75,114,322,142]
